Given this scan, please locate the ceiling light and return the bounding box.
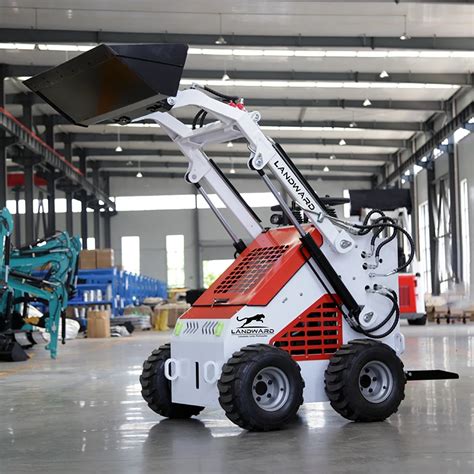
[349,121,357,128]
[379,70,389,78]
[323,166,330,172]
[363,98,372,107]
[420,156,428,163]
[0,42,35,50]
[115,129,122,152]
[136,171,143,178]
[329,154,336,160]
[179,78,459,90]
[230,167,236,174]
[183,47,474,59]
[37,44,94,52]
[400,15,410,41]
[339,139,347,146]
[401,178,406,184]
[215,35,227,45]
[227,141,234,148]
[221,72,230,81]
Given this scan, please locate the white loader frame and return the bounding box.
[141,86,406,408]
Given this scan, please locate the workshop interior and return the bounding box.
[0,1,473,473]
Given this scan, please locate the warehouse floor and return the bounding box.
[1,324,473,474]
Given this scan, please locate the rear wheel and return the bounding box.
[140,343,204,419]
[218,344,304,431]
[324,339,406,422]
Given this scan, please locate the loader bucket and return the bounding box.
[24,43,188,126]
[0,334,29,362]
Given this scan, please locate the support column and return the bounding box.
[24,162,34,243]
[21,95,34,244]
[427,165,440,295]
[0,66,6,209]
[102,173,111,248]
[79,150,88,249]
[64,134,73,235]
[13,186,21,247]
[0,139,6,209]
[44,115,56,234]
[91,163,101,249]
[47,173,56,234]
[409,166,419,259]
[448,139,461,284]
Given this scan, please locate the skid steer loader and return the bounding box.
[25,43,458,431]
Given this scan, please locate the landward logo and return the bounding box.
[273,159,316,211]
[231,314,275,337]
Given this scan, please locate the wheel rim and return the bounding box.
[252,366,290,412]
[359,361,393,403]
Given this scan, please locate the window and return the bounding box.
[203,259,234,288]
[437,179,451,293]
[418,201,431,294]
[460,179,470,293]
[343,189,351,218]
[166,235,185,287]
[121,236,140,274]
[79,237,96,250]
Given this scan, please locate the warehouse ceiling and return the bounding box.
[1,0,473,182]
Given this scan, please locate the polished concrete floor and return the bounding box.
[1,323,473,474]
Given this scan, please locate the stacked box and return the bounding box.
[79,250,97,269]
[87,309,111,338]
[96,249,115,268]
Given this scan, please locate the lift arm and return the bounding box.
[147,88,355,254]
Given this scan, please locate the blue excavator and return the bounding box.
[0,207,81,361]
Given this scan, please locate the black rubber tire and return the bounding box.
[407,314,427,326]
[324,339,406,422]
[218,344,305,431]
[140,343,204,419]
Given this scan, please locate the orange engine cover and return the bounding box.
[182,225,322,319]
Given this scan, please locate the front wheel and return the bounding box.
[140,343,204,419]
[407,314,427,326]
[324,339,406,422]
[218,344,304,431]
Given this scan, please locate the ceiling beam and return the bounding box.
[101,170,373,182]
[185,70,471,85]
[56,133,406,149]
[1,28,473,51]
[65,148,392,163]
[90,159,381,175]
[4,64,470,86]
[30,112,425,132]
[7,93,446,112]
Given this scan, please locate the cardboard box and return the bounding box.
[79,250,97,269]
[96,249,115,268]
[87,309,111,338]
